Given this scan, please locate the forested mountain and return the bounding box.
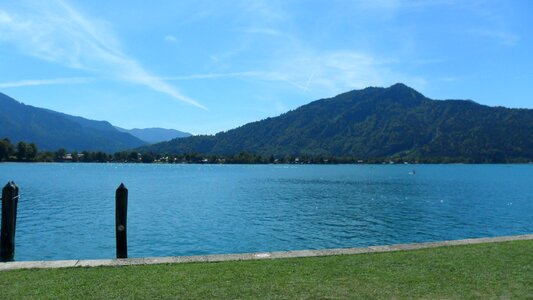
[0,92,146,152]
[115,127,191,143]
[140,83,533,162]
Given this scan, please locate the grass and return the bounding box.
[1,240,532,299]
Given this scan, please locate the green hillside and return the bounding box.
[141,84,533,162]
[0,92,146,152]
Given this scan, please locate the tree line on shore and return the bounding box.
[0,138,365,164]
[0,138,141,163]
[1,138,531,164]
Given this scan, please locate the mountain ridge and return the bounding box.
[1,92,195,152]
[115,127,191,144]
[0,92,146,152]
[139,83,533,162]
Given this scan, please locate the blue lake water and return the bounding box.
[0,163,532,261]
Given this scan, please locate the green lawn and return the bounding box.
[1,240,532,299]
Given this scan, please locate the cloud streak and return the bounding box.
[160,71,309,90]
[238,27,287,37]
[200,1,426,95]
[0,0,206,109]
[164,35,177,43]
[468,29,519,46]
[0,77,91,88]
[161,50,425,94]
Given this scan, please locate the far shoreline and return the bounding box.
[1,161,532,165]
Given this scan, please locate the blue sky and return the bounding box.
[0,0,531,134]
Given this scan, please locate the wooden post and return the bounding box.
[115,183,128,259]
[13,182,19,234]
[1,181,19,262]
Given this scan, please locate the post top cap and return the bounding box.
[3,181,16,189]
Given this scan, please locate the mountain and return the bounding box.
[0,92,146,152]
[140,83,533,162]
[115,127,191,144]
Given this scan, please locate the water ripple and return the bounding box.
[0,163,532,260]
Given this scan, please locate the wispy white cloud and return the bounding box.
[410,58,448,65]
[244,0,287,22]
[303,70,317,91]
[263,50,426,93]
[0,1,206,109]
[162,49,426,94]
[299,51,392,91]
[0,10,12,23]
[199,1,425,94]
[148,71,308,90]
[164,35,177,43]
[0,77,91,88]
[239,27,286,37]
[468,28,519,46]
[436,74,476,83]
[357,0,401,10]
[209,44,249,63]
[370,1,520,48]
[358,0,458,10]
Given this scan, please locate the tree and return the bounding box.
[16,141,27,161]
[0,139,14,161]
[71,151,79,162]
[37,151,54,162]
[94,152,109,163]
[26,143,38,161]
[127,152,139,162]
[113,151,128,162]
[141,152,155,163]
[55,148,67,162]
[80,151,90,162]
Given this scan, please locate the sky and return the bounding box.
[0,0,531,135]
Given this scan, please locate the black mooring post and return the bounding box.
[1,181,19,262]
[12,182,19,234]
[115,183,128,259]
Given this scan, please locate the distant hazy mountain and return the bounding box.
[115,127,191,144]
[140,83,533,162]
[0,92,146,152]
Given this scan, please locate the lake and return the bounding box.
[0,163,532,261]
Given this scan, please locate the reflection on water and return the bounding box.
[0,163,532,261]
